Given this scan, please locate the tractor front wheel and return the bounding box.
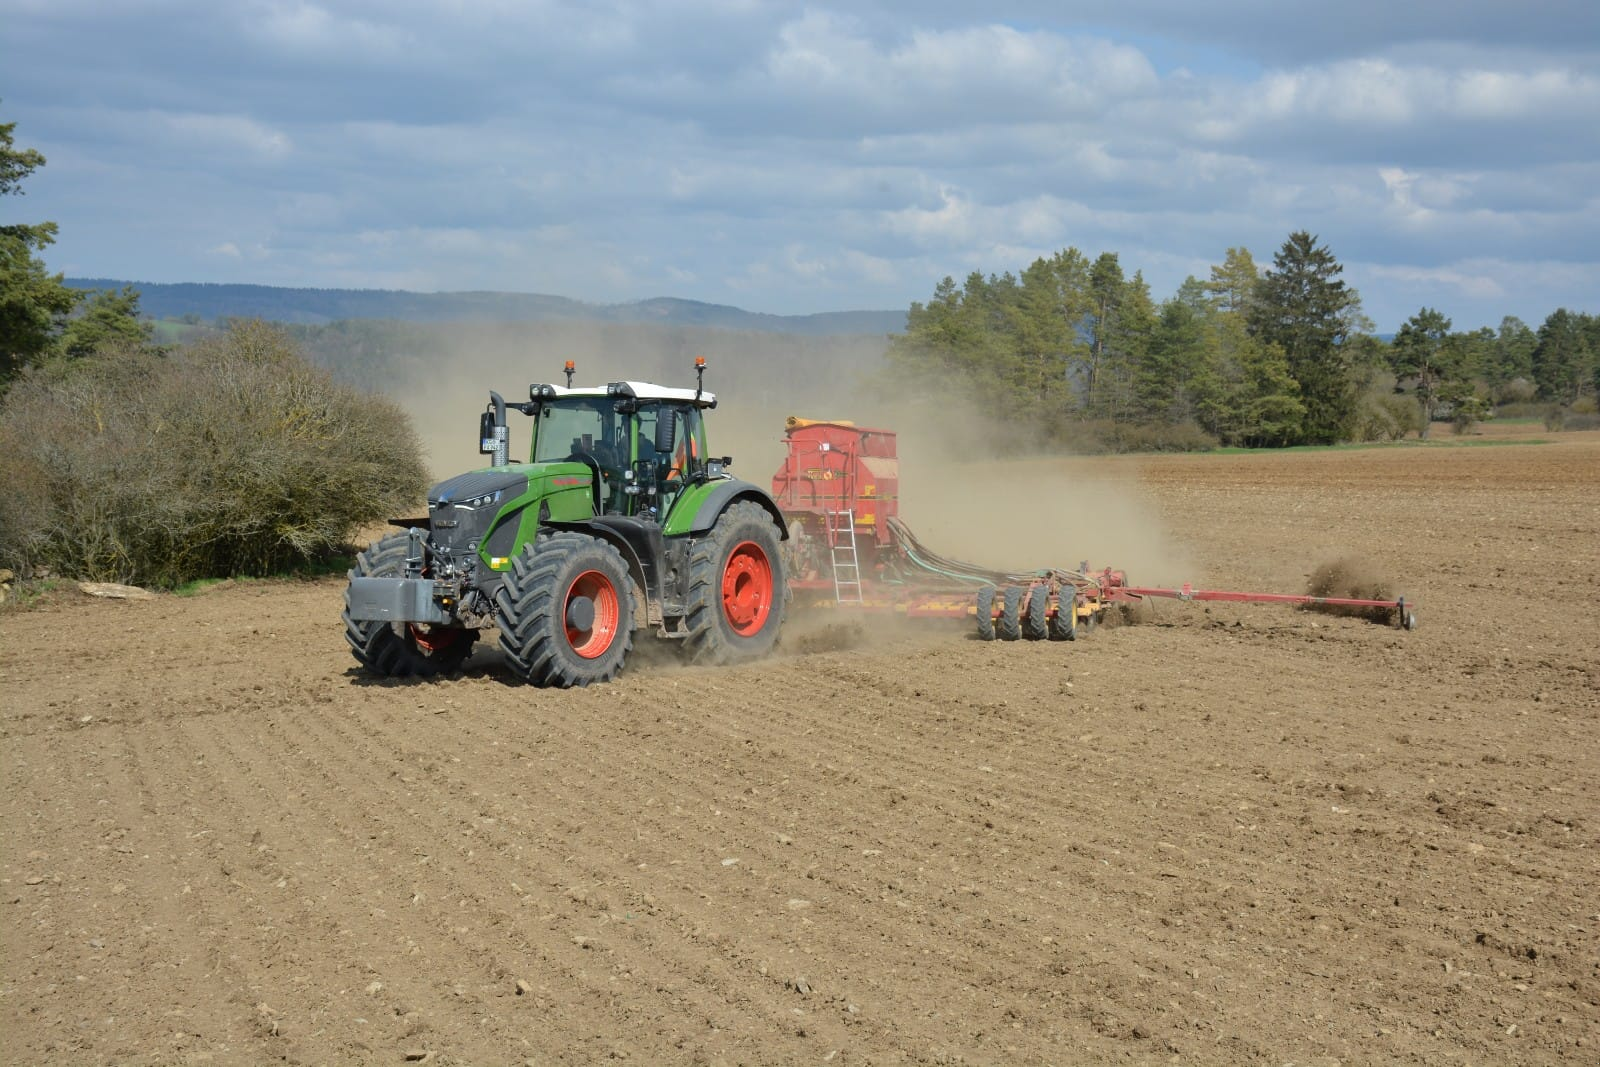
[684,502,785,665]
[343,533,476,677]
[494,533,635,687]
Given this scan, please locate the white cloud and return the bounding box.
[248,0,413,58]
[1202,57,1600,137]
[155,111,292,157]
[752,14,1160,132]
[4,0,1597,330]
[1364,262,1507,302]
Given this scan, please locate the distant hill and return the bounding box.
[66,279,907,337]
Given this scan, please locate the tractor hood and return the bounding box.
[429,468,530,508]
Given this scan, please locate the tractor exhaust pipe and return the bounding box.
[481,391,509,468]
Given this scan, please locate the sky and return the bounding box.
[3,0,1598,332]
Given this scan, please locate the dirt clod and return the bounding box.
[1304,557,1396,621]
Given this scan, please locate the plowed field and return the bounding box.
[4,430,1598,1065]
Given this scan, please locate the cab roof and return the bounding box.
[534,381,717,408]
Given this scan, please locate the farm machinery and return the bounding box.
[342,360,1414,692]
[771,418,1419,637]
[342,359,788,688]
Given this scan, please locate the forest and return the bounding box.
[887,233,1600,450]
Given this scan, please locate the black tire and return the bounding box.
[343,533,476,677]
[975,585,996,641]
[1022,582,1049,640]
[684,501,786,665]
[494,532,635,687]
[1048,591,1078,641]
[997,585,1024,641]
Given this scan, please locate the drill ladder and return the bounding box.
[826,509,865,605]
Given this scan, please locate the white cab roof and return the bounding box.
[540,381,717,406]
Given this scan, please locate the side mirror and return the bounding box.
[479,410,497,455]
[654,411,677,455]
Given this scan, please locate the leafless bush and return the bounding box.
[1494,377,1538,406]
[0,321,426,586]
[1353,390,1419,442]
[1544,406,1600,432]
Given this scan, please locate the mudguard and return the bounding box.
[539,515,665,613]
[663,478,789,540]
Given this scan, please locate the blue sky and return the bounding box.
[4,0,1597,332]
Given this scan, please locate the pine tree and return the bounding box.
[1248,232,1362,444]
[1532,309,1593,403]
[1,113,81,382]
[1390,307,1454,438]
[1205,247,1258,315]
[1493,316,1537,385]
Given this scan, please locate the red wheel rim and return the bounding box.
[408,624,461,655]
[721,541,773,637]
[565,569,621,658]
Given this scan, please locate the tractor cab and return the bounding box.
[480,358,719,526]
[526,388,710,522]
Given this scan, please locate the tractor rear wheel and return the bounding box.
[1048,592,1078,641]
[997,585,1024,641]
[343,533,476,677]
[1022,583,1049,640]
[684,501,785,664]
[974,585,996,641]
[494,532,634,687]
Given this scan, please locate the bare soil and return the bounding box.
[4,431,1598,1065]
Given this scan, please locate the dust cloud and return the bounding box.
[850,397,1199,587]
[371,319,1193,586]
[1305,556,1396,621]
[377,320,884,482]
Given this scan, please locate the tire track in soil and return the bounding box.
[588,643,1574,1062]
[303,699,868,1062]
[162,714,445,1064]
[419,677,1140,1057]
[227,699,862,1064]
[5,721,303,1065]
[759,658,1401,1053]
[180,709,619,1064]
[402,666,1281,1058]
[117,724,323,1065]
[595,668,1292,1062]
[333,682,1081,1060]
[434,686,1124,1058]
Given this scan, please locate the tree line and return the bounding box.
[888,234,1599,449]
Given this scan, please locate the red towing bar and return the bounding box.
[1110,582,1418,630]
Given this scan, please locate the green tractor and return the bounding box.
[342,359,787,687]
